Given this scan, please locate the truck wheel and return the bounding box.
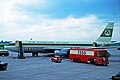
[73,58,77,62]
[104,64,107,66]
[58,61,61,63]
[77,58,81,63]
[94,61,98,65]
[90,59,94,64]
[4,53,9,56]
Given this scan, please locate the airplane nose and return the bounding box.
[4,46,10,49]
[4,46,8,49]
[5,46,18,52]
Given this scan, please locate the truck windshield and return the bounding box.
[97,51,109,57]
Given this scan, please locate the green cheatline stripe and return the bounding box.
[96,37,111,42]
[0,45,4,49]
[8,43,93,46]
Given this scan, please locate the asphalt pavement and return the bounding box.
[0,49,120,80]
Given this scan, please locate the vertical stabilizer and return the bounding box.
[96,22,114,42]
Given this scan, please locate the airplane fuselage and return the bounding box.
[6,41,93,53]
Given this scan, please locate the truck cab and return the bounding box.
[94,50,109,66]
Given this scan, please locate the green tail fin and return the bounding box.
[96,22,114,42]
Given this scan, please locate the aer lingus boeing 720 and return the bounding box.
[5,22,114,56]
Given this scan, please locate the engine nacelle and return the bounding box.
[54,48,70,58]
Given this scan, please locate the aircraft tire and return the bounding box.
[4,53,9,56]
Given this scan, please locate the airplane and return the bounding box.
[110,41,120,50]
[5,22,115,57]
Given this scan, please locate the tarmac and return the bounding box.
[0,48,120,80]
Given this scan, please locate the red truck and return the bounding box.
[69,48,109,66]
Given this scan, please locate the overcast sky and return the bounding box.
[0,0,120,42]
